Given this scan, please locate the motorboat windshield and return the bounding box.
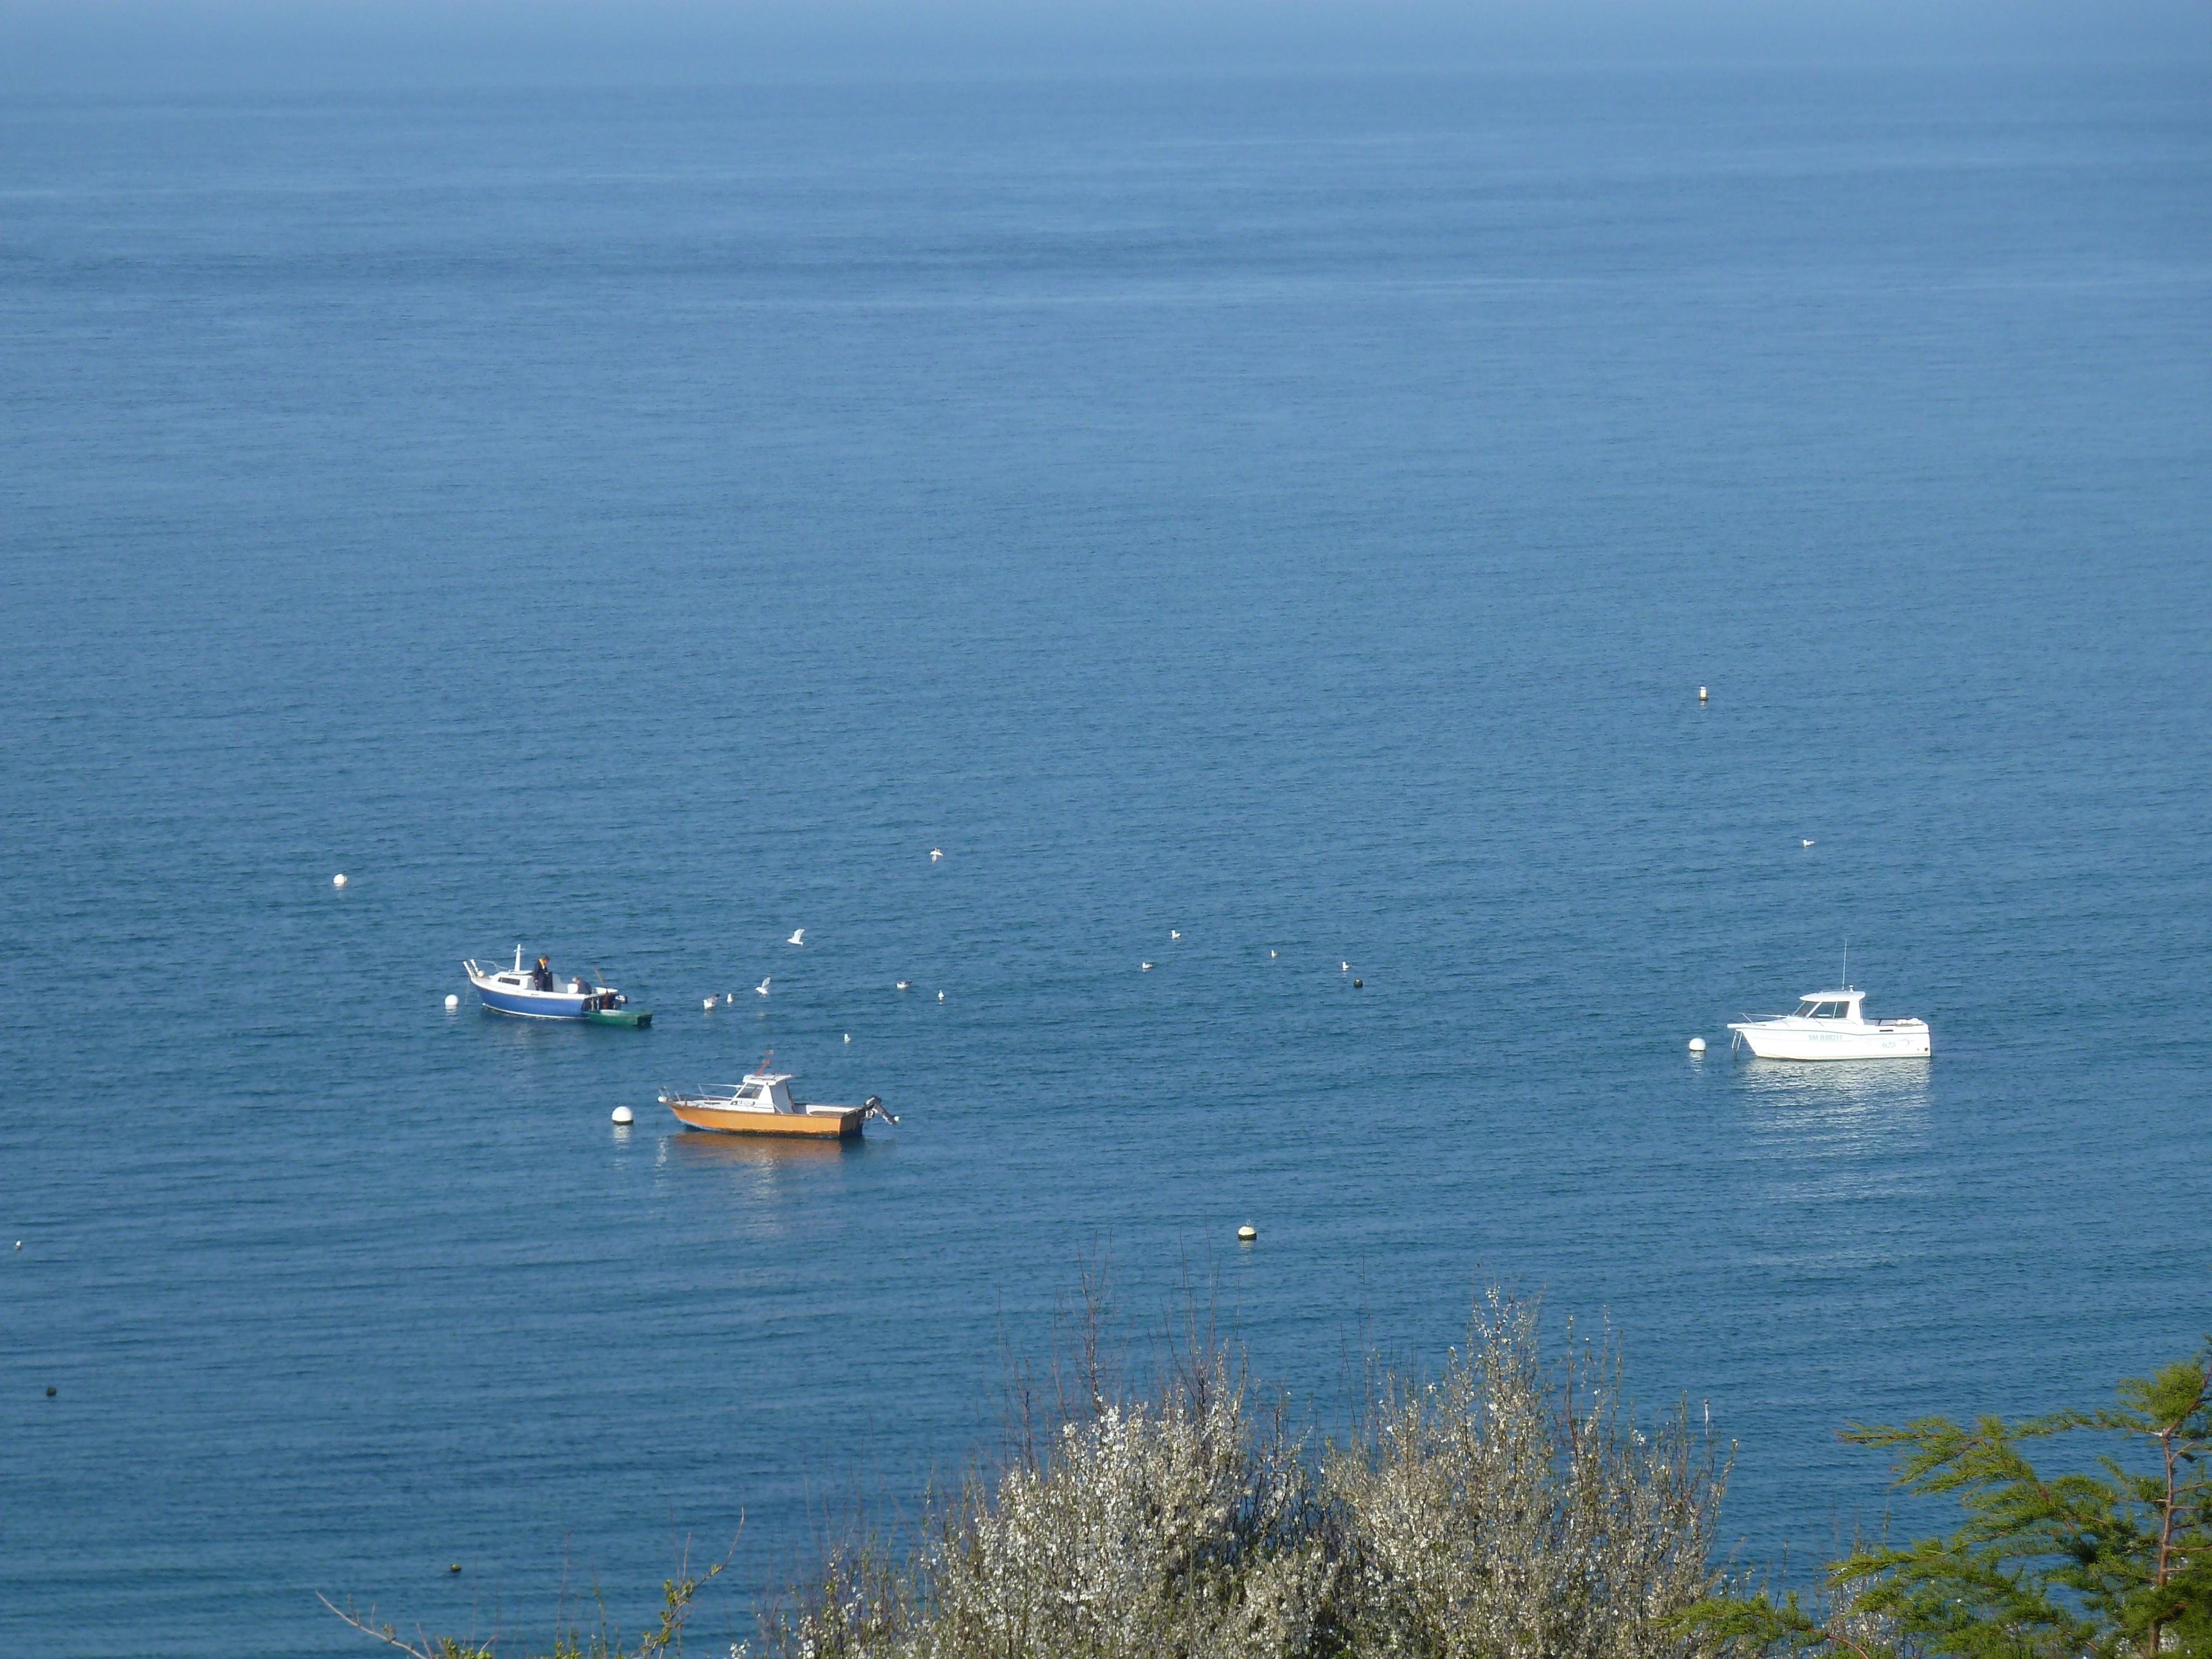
[1792,998,1858,1019]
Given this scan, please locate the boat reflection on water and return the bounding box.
[654,1126,881,1241]
[1734,1056,1933,1170]
[1734,1055,1932,1112]
[661,1130,860,1171]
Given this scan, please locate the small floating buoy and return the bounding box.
[332,873,347,888]
[611,1105,633,1125]
[1698,686,1708,702]
[1687,1036,1706,1052]
[46,1385,56,1397]
[937,990,945,1001]
[1237,1224,1257,1241]
[449,1563,462,1574]
[1353,978,1362,988]
[445,993,460,1010]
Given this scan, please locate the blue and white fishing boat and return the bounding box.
[463,946,650,1025]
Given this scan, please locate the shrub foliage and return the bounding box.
[762,1288,1729,1659]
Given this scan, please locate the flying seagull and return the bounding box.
[930,848,943,862]
[787,928,805,946]
[756,977,772,997]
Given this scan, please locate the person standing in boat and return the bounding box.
[533,956,554,992]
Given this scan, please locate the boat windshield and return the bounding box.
[1793,1000,1818,1016]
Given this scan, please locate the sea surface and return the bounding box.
[3,66,2209,1656]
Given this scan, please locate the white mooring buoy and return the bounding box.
[611,1105,634,1126]
[1688,1036,1707,1053]
[1237,1224,1258,1242]
[332,873,347,888]
[445,993,460,1010]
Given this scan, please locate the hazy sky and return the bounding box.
[4,0,2206,89]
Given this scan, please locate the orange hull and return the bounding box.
[666,1100,863,1138]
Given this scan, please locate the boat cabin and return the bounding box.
[1790,990,1866,1022]
[726,1072,804,1114]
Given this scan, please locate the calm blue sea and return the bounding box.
[3,66,2209,1656]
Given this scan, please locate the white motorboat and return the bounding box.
[1728,989,1931,1061]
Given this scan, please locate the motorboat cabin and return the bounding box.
[1727,989,1931,1061]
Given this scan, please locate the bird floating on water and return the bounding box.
[1802,838,1815,848]
[937,990,945,1001]
[844,1033,852,1043]
[1269,950,1277,958]
[1141,961,1154,971]
[1170,930,1180,940]
[896,980,911,990]
[756,977,772,997]
[787,928,805,946]
[1342,961,1349,973]
[703,995,718,1010]
[929,848,943,862]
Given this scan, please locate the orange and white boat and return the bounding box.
[660,1061,895,1139]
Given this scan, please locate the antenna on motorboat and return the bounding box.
[753,1048,774,1078]
[1842,937,1850,991]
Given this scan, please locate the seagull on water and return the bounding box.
[937,990,945,1001]
[703,995,718,1010]
[1170,930,1181,940]
[756,977,772,997]
[1342,961,1349,973]
[1801,838,1815,848]
[930,848,943,863]
[787,928,805,946]
[1269,950,1278,958]
[896,980,911,990]
[844,1033,852,1043]
[1141,961,1154,971]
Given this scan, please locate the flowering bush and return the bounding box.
[766,1290,1728,1659]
